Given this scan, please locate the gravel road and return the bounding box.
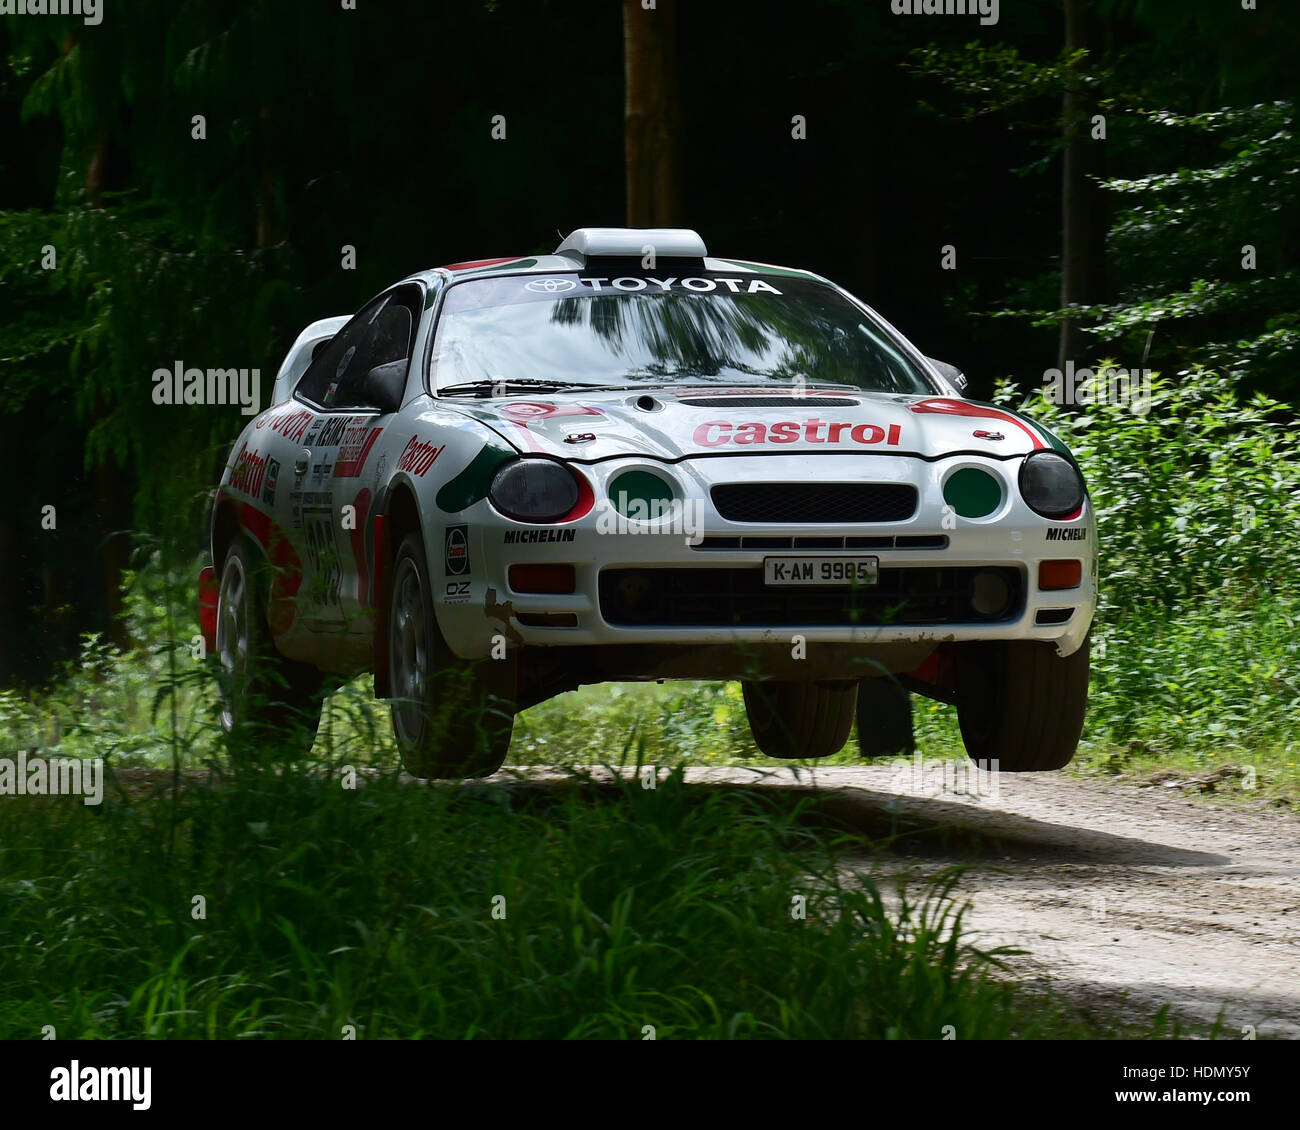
[681,764,1300,1037]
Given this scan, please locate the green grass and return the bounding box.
[1071,595,1300,806]
[0,761,1122,1040]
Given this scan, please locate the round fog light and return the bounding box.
[970,570,1010,617]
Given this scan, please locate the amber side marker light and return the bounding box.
[509,563,576,594]
[1038,559,1082,591]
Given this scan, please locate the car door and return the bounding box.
[291,285,422,656]
[330,286,423,647]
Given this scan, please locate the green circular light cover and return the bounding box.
[943,467,1003,518]
[608,470,675,519]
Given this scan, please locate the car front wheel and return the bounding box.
[955,635,1090,771]
[388,531,515,778]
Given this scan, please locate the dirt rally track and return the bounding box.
[674,765,1300,1038]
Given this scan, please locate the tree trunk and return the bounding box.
[1058,0,1107,371]
[623,0,681,228]
[86,134,133,651]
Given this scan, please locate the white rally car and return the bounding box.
[200,228,1096,778]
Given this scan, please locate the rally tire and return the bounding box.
[742,679,857,760]
[388,531,514,779]
[856,677,915,757]
[216,533,325,756]
[955,635,1090,771]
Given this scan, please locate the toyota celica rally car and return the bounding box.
[200,228,1095,778]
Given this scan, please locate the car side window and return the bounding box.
[297,286,421,409]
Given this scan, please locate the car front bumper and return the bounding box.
[435,452,1098,661]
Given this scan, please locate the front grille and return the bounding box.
[678,397,858,408]
[692,534,948,551]
[711,482,917,524]
[599,566,1023,628]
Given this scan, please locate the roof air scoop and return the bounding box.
[555,227,708,271]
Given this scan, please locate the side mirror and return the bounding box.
[927,357,968,394]
[363,359,408,413]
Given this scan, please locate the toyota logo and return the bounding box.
[524,278,577,294]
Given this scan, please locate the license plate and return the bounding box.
[763,556,879,587]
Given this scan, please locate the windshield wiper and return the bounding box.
[439,378,611,398]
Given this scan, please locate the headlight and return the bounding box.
[1018,451,1084,518]
[489,459,580,522]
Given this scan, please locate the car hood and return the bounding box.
[456,387,1057,462]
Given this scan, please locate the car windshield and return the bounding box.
[430,272,934,395]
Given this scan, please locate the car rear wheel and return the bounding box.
[216,534,325,755]
[741,679,857,760]
[856,677,915,757]
[388,531,515,778]
[955,635,1090,771]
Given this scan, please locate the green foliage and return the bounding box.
[907,34,1300,397]
[58,203,300,527]
[514,681,758,767]
[1086,598,1300,757]
[1080,103,1300,392]
[1004,366,1300,611]
[0,211,82,408]
[906,42,1102,125]
[1001,365,1300,771]
[0,553,208,762]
